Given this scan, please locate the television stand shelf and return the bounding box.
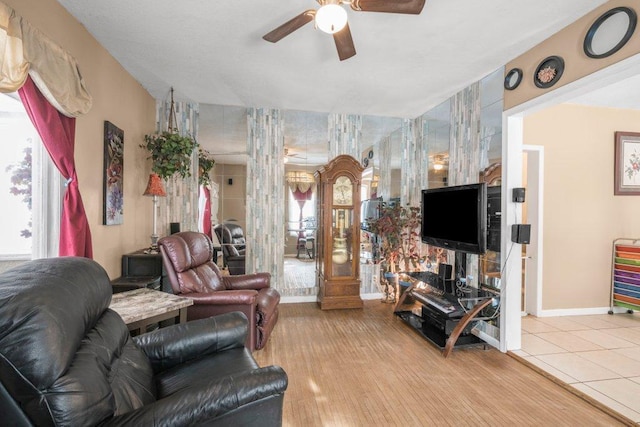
[393,275,493,356]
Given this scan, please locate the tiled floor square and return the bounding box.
[603,327,640,345]
[568,315,625,330]
[535,331,603,352]
[521,356,579,384]
[535,316,592,331]
[535,353,620,382]
[521,316,560,333]
[520,333,566,355]
[577,350,640,377]
[582,378,640,414]
[570,329,637,350]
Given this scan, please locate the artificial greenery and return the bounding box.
[367,203,425,274]
[198,148,215,186]
[140,131,197,180]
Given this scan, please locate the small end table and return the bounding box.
[109,288,193,336]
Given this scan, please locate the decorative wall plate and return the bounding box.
[368,149,374,159]
[534,56,564,89]
[362,157,369,167]
[584,7,637,59]
[504,68,523,90]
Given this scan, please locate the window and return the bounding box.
[0,93,61,270]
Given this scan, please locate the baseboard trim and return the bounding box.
[535,306,634,317]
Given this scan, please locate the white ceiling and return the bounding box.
[57,0,607,117]
[57,0,639,166]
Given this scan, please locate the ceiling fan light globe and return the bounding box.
[315,4,348,34]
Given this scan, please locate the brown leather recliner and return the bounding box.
[158,231,280,351]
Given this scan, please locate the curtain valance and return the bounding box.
[286,171,315,194]
[0,2,92,117]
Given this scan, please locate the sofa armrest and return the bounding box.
[133,311,248,373]
[224,272,271,290]
[189,289,258,305]
[102,366,288,427]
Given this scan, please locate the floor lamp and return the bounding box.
[143,173,166,253]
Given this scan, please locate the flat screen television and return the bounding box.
[421,183,487,254]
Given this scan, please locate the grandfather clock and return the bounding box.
[315,155,364,310]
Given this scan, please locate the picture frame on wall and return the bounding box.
[614,131,640,195]
[103,121,124,224]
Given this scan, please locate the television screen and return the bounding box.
[421,183,487,254]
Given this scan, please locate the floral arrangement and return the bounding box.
[367,202,425,274]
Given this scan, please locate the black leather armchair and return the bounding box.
[0,257,287,426]
[214,222,246,275]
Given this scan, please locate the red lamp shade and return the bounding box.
[143,173,166,197]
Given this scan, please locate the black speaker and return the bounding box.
[438,263,452,281]
[511,224,531,244]
[170,222,180,234]
[512,187,526,203]
[228,178,233,185]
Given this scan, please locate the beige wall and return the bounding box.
[213,164,247,231]
[524,103,640,309]
[7,0,157,278]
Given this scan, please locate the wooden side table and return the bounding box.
[109,288,193,336]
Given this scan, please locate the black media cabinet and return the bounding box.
[394,271,487,351]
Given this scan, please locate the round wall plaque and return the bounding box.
[504,68,523,90]
[534,56,564,89]
[584,7,637,59]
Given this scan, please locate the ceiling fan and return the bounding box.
[262,0,426,61]
[284,147,307,163]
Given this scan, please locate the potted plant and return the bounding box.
[367,203,425,301]
[140,130,197,180]
[198,148,215,186]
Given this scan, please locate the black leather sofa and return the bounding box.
[0,257,288,426]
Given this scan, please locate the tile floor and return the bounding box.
[512,312,640,422]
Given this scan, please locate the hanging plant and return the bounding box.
[140,131,197,180]
[198,148,215,186]
[140,87,197,180]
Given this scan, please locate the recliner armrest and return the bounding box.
[224,272,271,290]
[188,289,258,305]
[133,311,249,373]
[102,366,288,426]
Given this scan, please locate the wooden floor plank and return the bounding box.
[254,301,631,426]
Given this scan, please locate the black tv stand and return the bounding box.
[393,273,486,353]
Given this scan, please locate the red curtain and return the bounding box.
[291,187,313,227]
[200,185,212,239]
[18,75,93,258]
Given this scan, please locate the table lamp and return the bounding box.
[143,173,166,253]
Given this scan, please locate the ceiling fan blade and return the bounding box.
[333,23,356,61]
[351,0,426,14]
[263,10,315,43]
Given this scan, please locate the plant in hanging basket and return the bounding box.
[140,131,197,180]
[198,148,215,186]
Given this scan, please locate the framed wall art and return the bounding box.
[103,121,124,224]
[614,131,640,195]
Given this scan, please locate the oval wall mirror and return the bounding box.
[584,7,637,59]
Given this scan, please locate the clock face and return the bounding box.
[333,176,353,206]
